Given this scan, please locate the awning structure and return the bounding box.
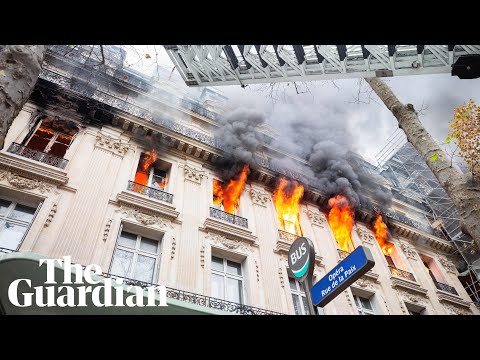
[0,252,232,315]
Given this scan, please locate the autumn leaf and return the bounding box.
[430,153,439,161]
[145,54,151,59]
[67,45,74,48]
[445,136,451,144]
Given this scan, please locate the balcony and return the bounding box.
[433,280,459,296]
[0,247,14,255]
[104,273,282,315]
[278,229,300,243]
[127,181,173,204]
[337,249,350,260]
[209,207,248,228]
[7,142,68,169]
[388,266,416,282]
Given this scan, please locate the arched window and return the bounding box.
[23,115,79,158]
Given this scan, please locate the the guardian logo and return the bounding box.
[7,256,167,308]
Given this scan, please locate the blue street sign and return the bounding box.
[311,246,375,307]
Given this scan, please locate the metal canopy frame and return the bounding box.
[164,45,480,87]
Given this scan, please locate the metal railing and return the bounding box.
[388,266,416,282]
[209,207,248,228]
[128,181,173,204]
[7,142,69,169]
[337,249,350,260]
[0,247,14,255]
[433,280,459,296]
[278,229,300,242]
[102,273,283,315]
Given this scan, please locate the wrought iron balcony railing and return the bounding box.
[278,229,300,242]
[388,266,416,282]
[337,249,350,260]
[209,207,248,228]
[103,273,283,315]
[128,181,173,204]
[433,280,459,296]
[0,247,14,255]
[7,142,69,169]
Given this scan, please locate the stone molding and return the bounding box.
[0,169,57,194]
[181,164,206,184]
[95,134,130,156]
[249,188,270,207]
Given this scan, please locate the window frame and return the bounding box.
[353,294,375,315]
[289,277,310,315]
[147,167,168,191]
[24,119,77,157]
[210,255,245,304]
[109,229,163,284]
[0,199,40,251]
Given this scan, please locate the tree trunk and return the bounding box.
[366,77,480,246]
[0,45,46,149]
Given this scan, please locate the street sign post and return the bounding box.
[311,246,375,308]
[288,237,316,315]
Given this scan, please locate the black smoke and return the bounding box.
[213,108,266,179]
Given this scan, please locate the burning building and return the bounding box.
[0,45,476,316]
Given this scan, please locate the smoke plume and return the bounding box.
[213,107,266,179]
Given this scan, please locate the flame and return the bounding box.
[142,150,157,171]
[327,195,355,253]
[156,177,169,189]
[133,150,158,191]
[373,214,392,255]
[273,178,304,235]
[213,178,224,206]
[213,164,249,214]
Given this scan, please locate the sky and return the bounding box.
[124,45,480,165]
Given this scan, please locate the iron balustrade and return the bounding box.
[103,273,282,315]
[209,207,248,228]
[388,266,416,282]
[128,181,173,204]
[278,229,300,242]
[337,249,350,260]
[433,280,459,295]
[0,247,14,255]
[7,142,69,169]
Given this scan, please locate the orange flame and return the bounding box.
[373,214,392,255]
[213,178,224,206]
[133,150,158,190]
[142,150,157,171]
[213,164,249,214]
[273,178,304,235]
[327,195,355,253]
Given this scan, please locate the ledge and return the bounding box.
[0,151,68,186]
[274,239,324,267]
[436,290,471,308]
[390,276,428,296]
[203,217,257,244]
[362,270,380,282]
[117,190,180,220]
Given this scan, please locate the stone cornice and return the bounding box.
[202,217,257,245]
[249,188,270,207]
[0,169,57,195]
[390,276,429,296]
[117,190,179,220]
[117,205,174,230]
[436,290,471,309]
[0,151,68,186]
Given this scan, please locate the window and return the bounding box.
[23,115,79,158]
[211,255,244,304]
[110,230,162,283]
[421,255,446,284]
[133,152,170,191]
[408,309,423,315]
[353,294,375,315]
[289,277,311,315]
[0,199,37,251]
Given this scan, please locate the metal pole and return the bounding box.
[304,277,316,315]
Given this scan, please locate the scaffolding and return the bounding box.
[376,129,480,305]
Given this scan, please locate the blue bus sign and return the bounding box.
[311,246,375,307]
